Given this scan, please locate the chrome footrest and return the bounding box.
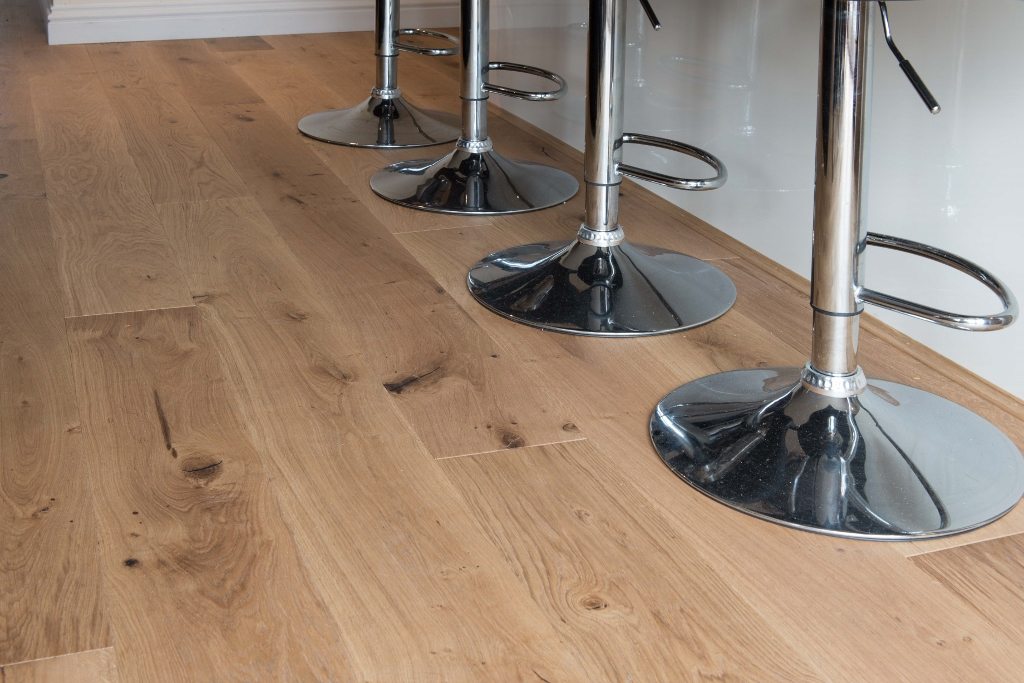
[618,133,727,191]
[394,28,458,56]
[484,61,567,102]
[859,232,1018,331]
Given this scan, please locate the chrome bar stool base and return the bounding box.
[468,239,735,336]
[297,95,459,149]
[650,367,1024,540]
[369,147,578,214]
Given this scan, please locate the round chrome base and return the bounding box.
[369,147,579,215]
[467,240,736,336]
[297,96,459,149]
[650,368,1024,540]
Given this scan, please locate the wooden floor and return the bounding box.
[3,2,1024,680]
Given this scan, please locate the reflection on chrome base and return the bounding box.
[297,96,459,149]
[370,148,578,215]
[467,240,736,336]
[650,367,1024,540]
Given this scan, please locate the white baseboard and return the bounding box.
[46,0,459,45]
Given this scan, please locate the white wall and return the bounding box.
[491,0,1024,400]
[46,0,458,44]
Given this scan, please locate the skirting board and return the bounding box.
[46,0,459,45]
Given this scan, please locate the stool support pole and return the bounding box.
[459,0,489,146]
[581,0,626,241]
[374,0,400,97]
[808,0,871,381]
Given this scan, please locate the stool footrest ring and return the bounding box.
[858,232,1018,331]
[483,62,567,102]
[394,28,458,56]
[617,133,727,191]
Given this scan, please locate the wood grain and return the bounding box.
[578,411,1024,681]
[65,307,356,682]
[0,199,109,665]
[914,534,1024,641]
[204,36,273,53]
[146,41,264,107]
[130,42,585,459]
[0,139,45,200]
[30,72,193,317]
[155,197,588,680]
[0,1,37,142]
[86,43,249,206]
[1,648,118,683]
[442,440,823,682]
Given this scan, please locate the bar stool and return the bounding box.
[650,0,1023,539]
[465,0,734,336]
[369,0,579,214]
[298,0,460,148]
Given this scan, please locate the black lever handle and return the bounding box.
[637,0,661,30]
[878,1,940,114]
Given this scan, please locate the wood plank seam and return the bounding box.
[0,647,115,672]
[62,303,198,321]
[433,434,590,461]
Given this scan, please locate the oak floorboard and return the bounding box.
[0,139,45,200]
[30,72,193,317]
[0,1,38,142]
[0,201,109,665]
[913,534,1024,641]
[154,197,589,681]
[145,40,264,108]
[1,648,119,683]
[203,36,273,53]
[441,440,823,682]
[85,43,249,206]
[580,412,1024,682]
[65,307,356,682]
[134,42,584,459]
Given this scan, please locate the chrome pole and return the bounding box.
[807,0,871,384]
[374,0,400,98]
[460,0,490,146]
[580,0,626,245]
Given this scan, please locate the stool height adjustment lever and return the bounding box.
[637,0,661,30]
[878,1,940,114]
